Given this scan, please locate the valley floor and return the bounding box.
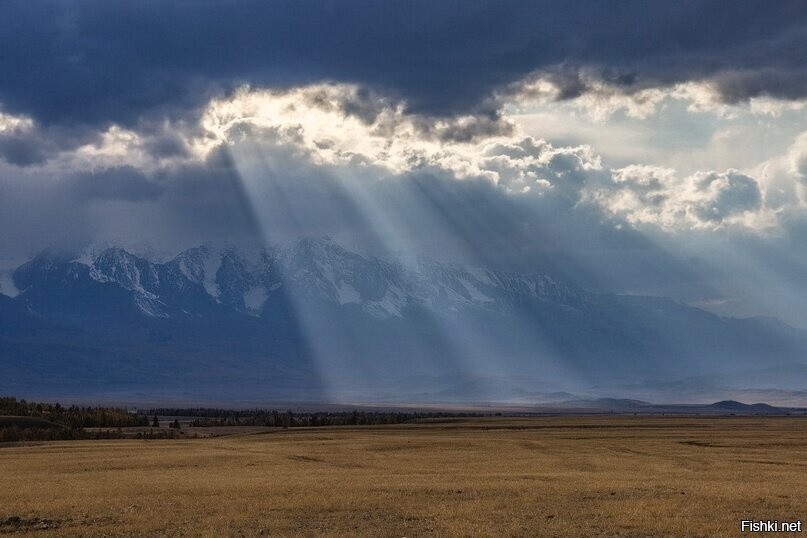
[1,416,806,536]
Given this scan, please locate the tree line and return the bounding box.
[0,396,495,442]
[1,396,148,428]
[0,396,154,442]
[145,407,487,428]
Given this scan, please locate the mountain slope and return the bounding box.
[1,238,806,402]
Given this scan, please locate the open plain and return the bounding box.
[2,416,807,536]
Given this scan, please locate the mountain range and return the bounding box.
[1,237,806,405]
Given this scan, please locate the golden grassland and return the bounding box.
[1,416,807,536]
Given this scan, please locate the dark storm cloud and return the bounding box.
[70,166,164,201]
[0,0,805,128]
[414,112,515,144]
[0,133,51,167]
[0,147,263,263]
[0,123,101,167]
[141,134,190,160]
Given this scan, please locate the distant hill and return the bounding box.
[707,400,779,412]
[533,398,795,415]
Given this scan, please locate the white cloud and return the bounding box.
[508,74,667,121]
[0,110,34,133]
[197,84,606,196]
[2,82,806,238]
[198,84,802,232]
[749,98,807,118]
[588,165,774,230]
[752,131,807,208]
[789,132,807,185]
[199,84,521,181]
[510,76,807,121]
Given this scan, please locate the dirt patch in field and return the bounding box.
[0,516,63,533]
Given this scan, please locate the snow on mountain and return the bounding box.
[91,247,160,298]
[180,247,220,296]
[243,286,269,312]
[0,270,18,298]
[10,237,595,319]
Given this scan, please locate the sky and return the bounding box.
[1,0,807,327]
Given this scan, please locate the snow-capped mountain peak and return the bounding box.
[10,238,592,320]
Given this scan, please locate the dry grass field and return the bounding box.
[2,416,806,536]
